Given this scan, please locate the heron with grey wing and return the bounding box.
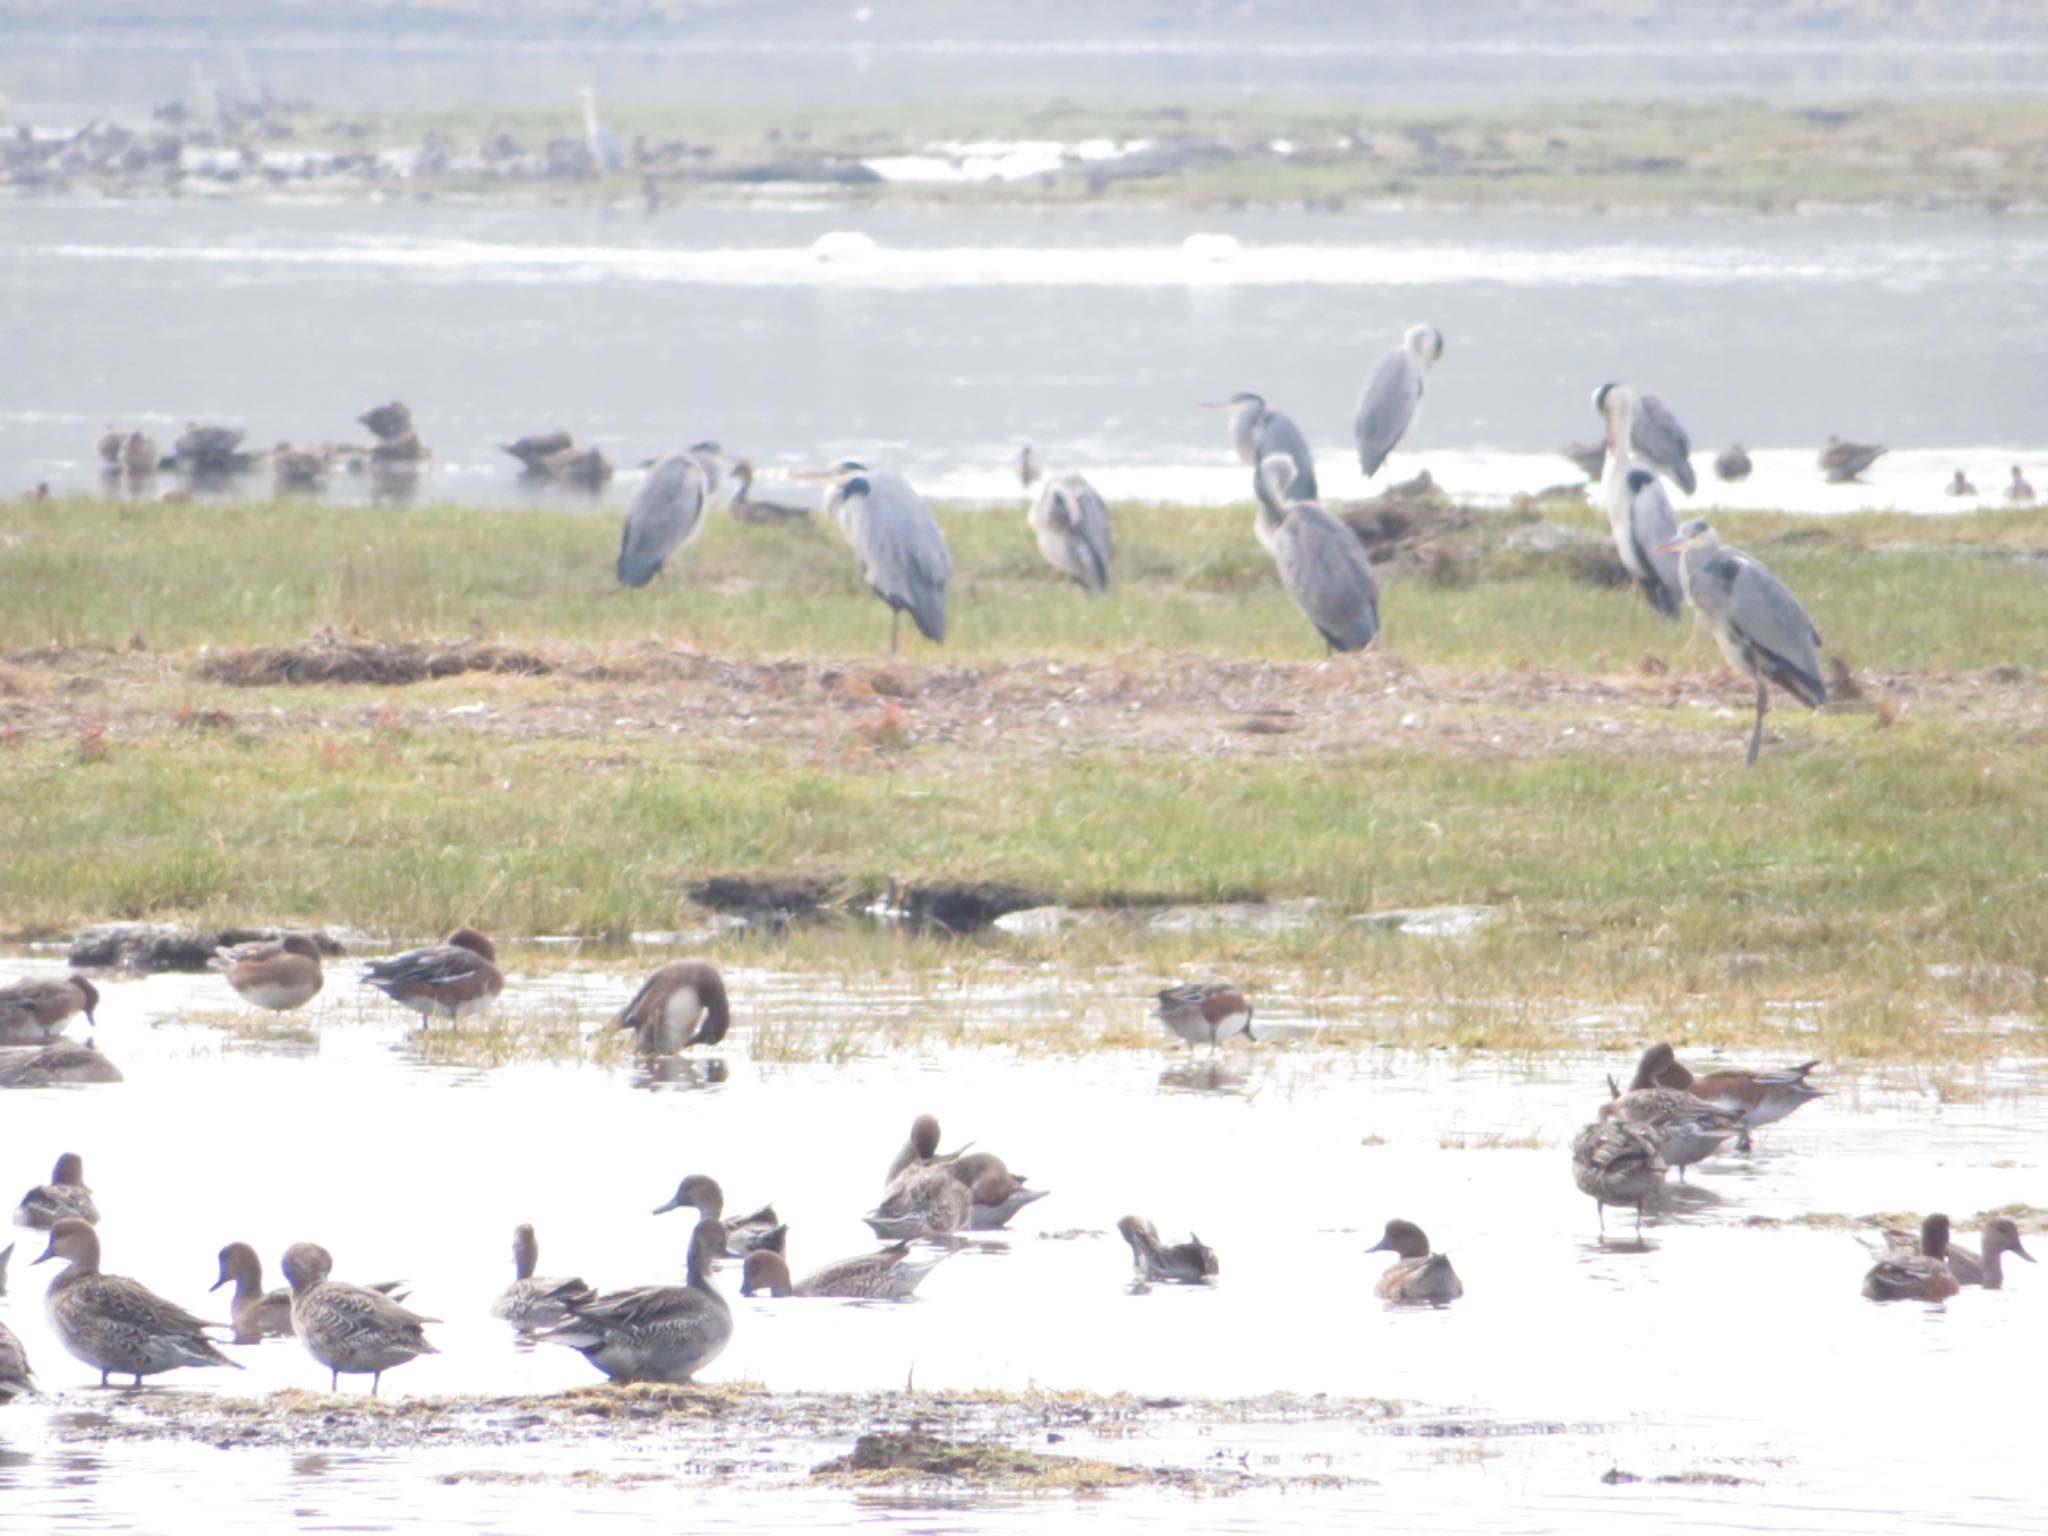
[615,442,727,589]
[1659,517,1825,766]
[1353,323,1443,479]
[796,461,952,652]
[578,87,623,176]
[1023,448,1113,596]
[1593,385,1683,620]
[1203,392,1315,503]
[1256,454,1378,654]
[1593,382,1695,495]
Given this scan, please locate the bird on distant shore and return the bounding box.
[2008,465,2036,504]
[503,431,573,472]
[1154,980,1254,1050]
[1659,517,1826,766]
[1819,436,1886,483]
[1117,1216,1217,1284]
[579,87,624,176]
[1204,391,1315,502]
[357,402,412,442]
[1947,469,1977,497]
[1594,385,1682,620]
[1354,323,1444,479]
[1594,383,1695,495]
[361,928,503,1025]
[1714,444,1753,482]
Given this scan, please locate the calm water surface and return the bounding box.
[0,951,2040,1530]
[4,202,2044,514]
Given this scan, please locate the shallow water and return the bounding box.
[0,951,2041,1529]
[4,202,2043,514]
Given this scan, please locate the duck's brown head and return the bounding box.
[1919,1213,1952,1258]
[740,1250,792,1297]
[653,1173,723,1220]
[33,1217,100,1273]
[50,1151,85,1186]
[1630,1042,1678,1092]
[1984,1218,2034,1265]
[280,1241,335,1292]
[1367,1219,1433,1260]
[279,934,325,961]
[909,1114,942,1160]
[511,1223,539,1280]
[446,928,496,961]
[213,1241,262,1292]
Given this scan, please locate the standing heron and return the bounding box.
[1025,457,1113,595]
[578,87,623,176]
[616,442,726,589]
[798,461,951,651]
[1659,517,1826,766]
[1256,454,1378,653]
[1594,385,1683,620]
[1593,382,1695,494]
[1353,323,1444,478]
[1203,392,1315,502]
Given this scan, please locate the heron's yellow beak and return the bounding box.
[789,468,838,482]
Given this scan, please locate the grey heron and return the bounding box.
[1947,469,1976,497]
[616,442,726,588]
[578,87,623,176]
[798,461,952,651]
[1025,460,1114,596]
[2009,465,2036,504]
[1714,445,1753,482]
[1203,392,1315,502]
[1819,436,1885,483]
[1016,443,1040,488]
[1256,454,1379,653]
[1594,385,1683,620]
[1658,517,1825,766]
[1593,382,1695,494]
[1353,323,1443,478]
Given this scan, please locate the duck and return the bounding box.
[282,1241,440,1394]
[210,1241,408,1345]
[1634,1042,1823,1152]
[270,444,328,488]
[490,1223,595,1327]
[503,430,573,472]
[1153,981,1254,1050]
[0,1317,33,1402]
[1366,1218,1463,1304]
[212,934,325,1012]
[879,1118,1049,1230]
[0,1039,123,1088]
[740,1241,949,1301]
[96,425,127,464]
[1714,444,1754,482]
[1572,1118,1665,1237]
[369,430,428,465]
[1116,1215,1217,1284]
[1947,469,1977,497]
[34,1219,241,1386]
[864,1164,971,1242]
[540,443,612,489]
[614,961,731,1054]
[652,1174,784,1257]
[1862,1214,1961,1302]
[1872,1215,2034,1291]
[883,1113,956,1183]
[2009,465,2037,504]
[121,431,160,476]
[1599,1084,1743,1180]
[14,1152,99,1229]
[544,1217,731,1384]
[0,974,100,1045]
[1819,436,1886,483]
[361,928,504,1025]
[726,460,812,523]
[174,423,247,473]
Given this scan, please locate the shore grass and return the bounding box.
[279,96,2048,212]
[2,496,2045,1061]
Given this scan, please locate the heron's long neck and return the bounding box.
[1231,405,1262,465]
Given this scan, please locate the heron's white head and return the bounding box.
[1404,324,1445,363]
[1655,517,1718,555]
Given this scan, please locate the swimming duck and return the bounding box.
[1947,469,1977,497]
[652,1174,784,1257]
[0,1039,123,1087]
[1117,1215,1217,1284]
[1819,436,1886,483]
[503,430,573,472]
[174,423,247,473]
[1366,1218,1463,1304]
[880,1118,1049,1229]
[865,1164,971,1242]
[361,928,504,1025]
[727,460,812,524]
[121,431,160,476]
[1862,1214,1961,1303]
[490,1223,595,1327]
[357,402,413,442]
[545,1217,732,1384]
[1713,444,1753,482]
[614,961,731,1054]
[0,1318,33,1402]
[14,1152,99,1229]
[270,444,328,488]
[282,1241,439,1394]
[213,934,325,1012]
[0,974,100,1045]
[1154,981,1254,1050]
[35,1219,241,1386]
[1872,1215,2035,1291]
[1599,1084,1743,1180]
[2007,466,2034,504]
[883,1114,956,1183]
[1635,1042,1823,1151]
[96,425,127,464]
[740,1241,950,1301]
[1572,1118,1665,1236]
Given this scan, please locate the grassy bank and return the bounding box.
[2,497,2045,1059]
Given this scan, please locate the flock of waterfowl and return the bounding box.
[89,401,431,499]
[2,944,2031,1404]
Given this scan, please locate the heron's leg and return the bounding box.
[1746,680,1767,765]
[1596,1198,1605,1236]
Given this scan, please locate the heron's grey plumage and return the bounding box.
[1666,518,1825,765]
[616,450,711,588]
[1596,387,1682,620]
[1028,473,1113,595]
[1353,324,1442,478]
[1217,393,1316,502]
[1629,391,1696,495]
[824,465,951,649]
[1257,456,1379,653]
[579,88,623,175]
